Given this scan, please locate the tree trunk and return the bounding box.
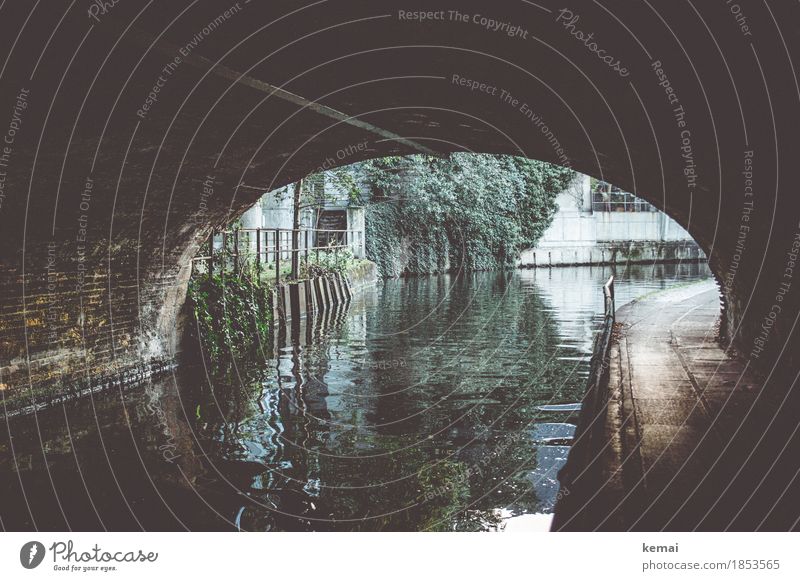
[291,179,303,279]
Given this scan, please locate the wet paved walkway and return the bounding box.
[555,280,793,531]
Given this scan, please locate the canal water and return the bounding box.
[0,263,712,531]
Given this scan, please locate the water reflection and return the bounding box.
[0,262,711,531]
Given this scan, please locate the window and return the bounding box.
[591,181,656,212]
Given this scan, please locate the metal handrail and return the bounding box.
[191,243,352,261]
[603,275,615,317]
[218,227,361,234]
[190,226,364,284]
[557,276,615,490]
[591,192,657,213]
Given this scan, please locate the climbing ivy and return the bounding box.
[189,153,573,358]
[187,254,366,364]
[187,272,273,364]
[352,154,574,277]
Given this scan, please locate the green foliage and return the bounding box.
[187,272,273,365]
[187,250,364,365]
[300,246,356,278]
[298,167,362,213]
[324,167,362,203]
[354,153,574,277]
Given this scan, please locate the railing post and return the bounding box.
[256,228,261,277]
[208,232,214,277]
[609,276,615,312]
[268,230,274,265]
[275,228,281,285]
[233,228,239,274]
[222,231,228,274]
[304,230,309,266]
[291,228,299,280]
[556,274,616,508]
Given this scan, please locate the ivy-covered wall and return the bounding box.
[357,154,575,277]
[186,256,372,367]
[187,272,273,365]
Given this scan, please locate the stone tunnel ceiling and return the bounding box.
[0,0,799,411]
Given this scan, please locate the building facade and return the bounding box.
[518,175,705,267]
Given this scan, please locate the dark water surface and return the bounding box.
[0,263,712,531]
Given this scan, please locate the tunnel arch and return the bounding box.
[0,0,797,413]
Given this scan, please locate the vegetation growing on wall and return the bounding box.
[187,249,367,364]
[188,153,573,359]
[354,154,575,277]
[187,272,273,364]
